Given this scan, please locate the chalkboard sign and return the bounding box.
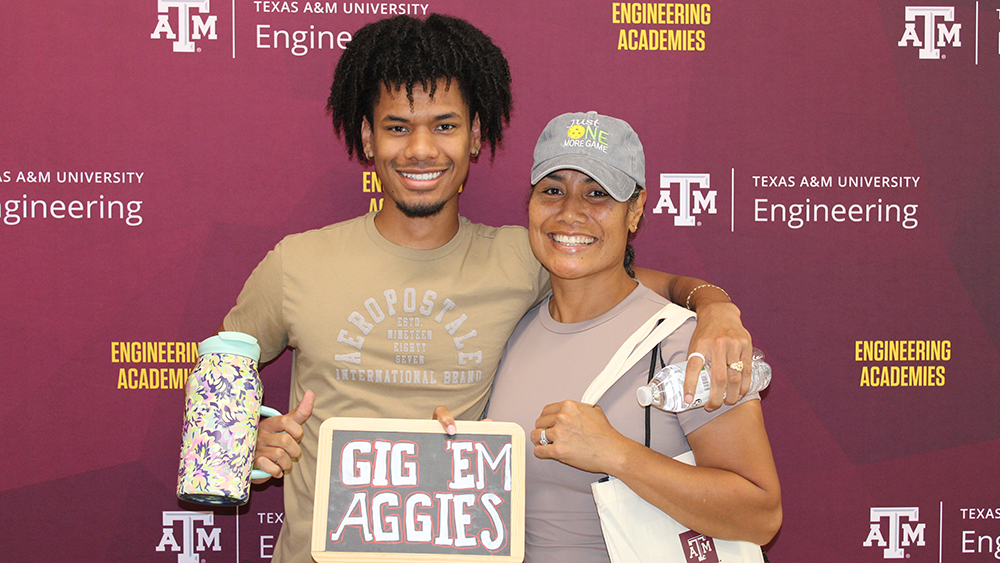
[311,418,525,562]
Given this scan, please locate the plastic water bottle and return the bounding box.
[636,348,771,412]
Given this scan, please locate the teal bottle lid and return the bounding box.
[197,331,261,363]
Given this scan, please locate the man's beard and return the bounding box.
[395,198,448,218]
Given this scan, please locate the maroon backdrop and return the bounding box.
[2,1,998,561]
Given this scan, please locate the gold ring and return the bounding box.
[728,360,744,371]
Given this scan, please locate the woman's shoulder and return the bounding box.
[631,283,693,322]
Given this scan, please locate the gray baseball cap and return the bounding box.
[530,110,645,202]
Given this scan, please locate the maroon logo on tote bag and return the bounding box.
[679,529,720,563]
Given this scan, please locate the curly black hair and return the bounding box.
[328,14,513,162]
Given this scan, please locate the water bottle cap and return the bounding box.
[198,331,261,363]
[636,386,653,407]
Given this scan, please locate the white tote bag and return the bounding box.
[581,303,765,563]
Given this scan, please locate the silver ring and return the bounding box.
[539,429,551,446]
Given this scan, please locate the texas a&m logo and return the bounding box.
[156,511,222,563]
[150,0,218,53]
[652,174,717,227]
[863,507,926,559]
[898,6,961,59]
[679,529,719,563]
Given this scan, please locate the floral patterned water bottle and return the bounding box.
[177,331,264,505]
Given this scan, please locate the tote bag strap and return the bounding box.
[581,302,695,405]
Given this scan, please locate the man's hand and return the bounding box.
[251,390,314,483]
[432,405,457,435]
[684,301,752,411]
[432,406,491,433]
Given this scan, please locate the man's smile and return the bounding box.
[399,170,445,182]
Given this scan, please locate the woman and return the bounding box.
[439,111,781,561]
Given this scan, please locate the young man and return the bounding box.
[222,14,751,563]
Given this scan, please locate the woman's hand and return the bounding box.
[684,301,753,411]
[531,400,636,475]
[630,271,754,412]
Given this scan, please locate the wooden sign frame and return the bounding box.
[312,418,525,562]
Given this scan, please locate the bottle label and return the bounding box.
[686,367,712,409]
[655,360,711,412]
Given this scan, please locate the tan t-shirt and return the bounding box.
[224,212,549,563]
